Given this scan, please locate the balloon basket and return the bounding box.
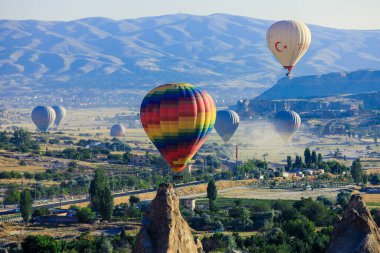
[172,175,184,181]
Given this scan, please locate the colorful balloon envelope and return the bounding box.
[140,83,216,173]
[273,110,301,141]
[215,110,240,142]
[31,106,56,132]
[267,20,311,76]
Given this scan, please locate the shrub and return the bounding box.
[77,207,95,223]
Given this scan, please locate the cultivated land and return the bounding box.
[217,186,347,200]
[0,106,379,245]
[3,107,380,164]
[1,107,380,188]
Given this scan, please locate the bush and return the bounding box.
[282,216,316,243]
[129,195,140,206]
[125,206,141,219]
[251,211,274,230]
[77,207,95,223]
[202,233,236,252]
[370,208,380,227]
[32,208,49,217]
[3,185,20,204]
[316,195,334,206]
[21,235,63,253]
[369,174,380,185]
[337,191,351,209]
[68,161,78,170]
[294,197,334,226]
[0,171,22,179]
[24,172,34,179]
[48,139,60,145]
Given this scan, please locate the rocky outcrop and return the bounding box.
[132,183,204,253]
[326,194,380,253]
[256,70,380,100]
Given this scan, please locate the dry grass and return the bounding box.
[0,221,139,243]
[0,178,59,186]
[62,180,257,208]
[194,231,258,239]
[363,194,380,203]
[364,168,380,175]
[0,155,46,173]
[218,186,345,200]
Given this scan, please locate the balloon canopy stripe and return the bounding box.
[31,106,56,132]
[215,110,240,142]
[52,105,66,126]
[273,110,301,141]
[140,83,216,173]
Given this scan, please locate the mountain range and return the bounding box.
[1,14,380,104]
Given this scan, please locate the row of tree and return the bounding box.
[0,128,40,153]
[285,148,323,170]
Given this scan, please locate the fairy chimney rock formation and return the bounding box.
[132,183,204,253]
[326,194,380,253]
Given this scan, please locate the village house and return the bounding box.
[131,155,149,166]
[180,198,196,211]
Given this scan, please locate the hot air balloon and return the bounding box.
[273,110,301,141]
[110,124,126,137]
[140,83,216,173]
[215,110,240,142]
[266,20,311,76]
[52,105,66,127]
[31,106,56,132]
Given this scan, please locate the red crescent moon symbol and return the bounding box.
[275,42,283,52]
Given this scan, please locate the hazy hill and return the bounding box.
[256,70,380,100]
[1,14,380,102]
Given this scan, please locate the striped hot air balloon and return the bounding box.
[31,106,56,132]
[273,110,301,142]
[267,20,311,76]
[110,124,126,137]
[215,110,240,142]
[52,106,66,127]
[140,83,216,173]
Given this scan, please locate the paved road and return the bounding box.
[0,180,206,216]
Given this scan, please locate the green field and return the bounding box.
[196,197,295,208]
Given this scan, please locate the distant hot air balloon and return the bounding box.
[273,110,301,141]
[31,106,56,132]
[215,110,240,142]
[52,105,66,127]
[110,124,126,137]
[266,20,311,76]
[140,83,216,173]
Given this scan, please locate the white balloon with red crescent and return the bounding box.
[267,20,311,76]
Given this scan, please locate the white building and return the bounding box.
[180,198,196,211]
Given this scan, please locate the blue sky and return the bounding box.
[0,0,379,29]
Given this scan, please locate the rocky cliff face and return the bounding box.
[132,183,204,253]
[326,194,380,253]
[256,70,380,100]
